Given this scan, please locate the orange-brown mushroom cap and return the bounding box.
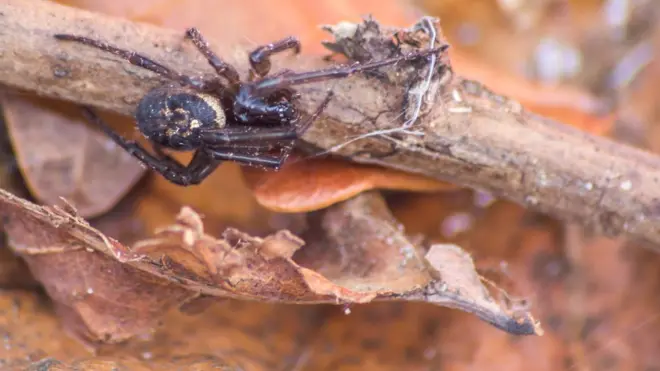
[242,157,458,213]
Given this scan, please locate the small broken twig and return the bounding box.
[3,0,660,248]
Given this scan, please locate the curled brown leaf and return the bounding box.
[0,187,540,344]
[1,94,145,218]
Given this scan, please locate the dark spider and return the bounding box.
[54,28,445,186]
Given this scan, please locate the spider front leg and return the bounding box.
[81,107,221,186]
[203,91,334,170]
[248,45,448,96]
[249,37,301,78]
[254,69,299,99]
[185,28,241,87]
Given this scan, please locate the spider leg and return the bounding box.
[203,91,334,170]
[201,91,333,145]
[294,91,334,134]
[249,37,301,77]
[205,150,287,169]
[54,34,220,92]
[185,28,241,88]
[248,45,448,96]
[262,69,296,78]
[81,107,220,186]
[201,127,298,144]
[262,91,333,165]
[253,70,299,101]
[249,67,296,85]
[152,143,196,166]
[210,143,280,151]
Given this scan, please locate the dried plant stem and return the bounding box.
[3,0,660,248]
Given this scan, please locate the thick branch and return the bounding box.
[3,0,660,247]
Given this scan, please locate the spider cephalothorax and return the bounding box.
[54,28,444,186]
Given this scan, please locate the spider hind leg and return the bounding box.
[81,107,221,186]
[54,34,220,92]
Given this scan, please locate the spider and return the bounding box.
[54,28,445,186]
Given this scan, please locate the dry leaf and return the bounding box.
[0,187,539,344]
[1,94,145,218]
[0,289,321,370]
[0,237,37,289]
[7,194,660,370]
[0,115,37,289]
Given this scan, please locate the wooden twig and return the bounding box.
[3,0,660,248]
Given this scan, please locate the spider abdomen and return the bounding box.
[135,86,226,151]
